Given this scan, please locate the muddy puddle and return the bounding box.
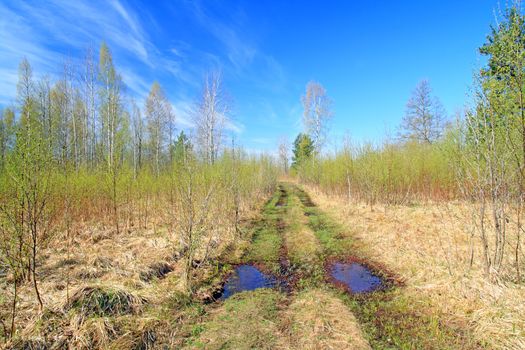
[295,189,315,207]
[275,192,287,207]
[330,262,383,293]
[216,265,286,300]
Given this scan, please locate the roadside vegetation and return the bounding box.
[282,4,525,348]
[0,42,277,346]
[2,1,525,350]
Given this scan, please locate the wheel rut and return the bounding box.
[195,183,465,350]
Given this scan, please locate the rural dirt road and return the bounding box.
[183,183,478,349]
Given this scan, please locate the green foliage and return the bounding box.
[0,45,280,334]
[187,289,284,349]
[243,192,283,273]
[297,137,456,203]
[480,5,525,81]
[473,2,525,175]
[173,131,192,165]
[343,289,479,349]
[291,133,314,170]
[306,207,353,256]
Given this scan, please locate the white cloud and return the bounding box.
[0,0,159,104]
[0,0,287,155]
[43,0,153,65]
[224,118,244,134]
[188,2,256,70]
[0,69,18,105]
[172,100,195,128]
[109,0,142,37]
[183,0,286,89]
[120,67,152,102]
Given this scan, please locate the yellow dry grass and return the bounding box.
[0,228,171,336]
[304,184,525,350]
[0,200,249,347]
[283,197,321,264]
[284,289,371,350]
[284,227,321,264]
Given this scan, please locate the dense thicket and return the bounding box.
[295,136,456,204]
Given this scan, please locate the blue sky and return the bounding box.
[0,0,500,154]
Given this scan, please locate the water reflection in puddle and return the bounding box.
[330,262,383,293]
[219,265,282,300]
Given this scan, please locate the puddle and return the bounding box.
[330,262,383,293]
[276,218,285,231]
[217,265,285,300]
[296,190,315,207]
[275,194,287,207]
[275,186,287,207]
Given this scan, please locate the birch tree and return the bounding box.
[301,81,333,153]
[194,72,229,164]
[0,108,15,170]
[278,136,290,174]
[80,46,98,167]
[458,3,525,281]
[98,43,124,233]
[174,151,215,295]
[1,59,54,313]
[131,100,144,178]
[145,81,172,176]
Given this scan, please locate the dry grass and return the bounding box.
[304,184,525,350]
[64,286,146,318]
[283,196,322,265]
[284,289,371,350]
[0,194,265,348]
[0,224,177,328]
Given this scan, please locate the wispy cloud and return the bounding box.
[0,0,286,150]
[0,69,18,106]
[0,2,64,102]
[180,0,286,90]
[172,100,195,128]
[187,1,256,70]
[0,0,158,102]
[170,100,244,135]
[120,67,151,102]
[43,0,153,65]
[225,118,244,134]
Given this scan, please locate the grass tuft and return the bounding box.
[65,286,146,318]
[139,261,174,282]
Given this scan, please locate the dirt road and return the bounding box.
[184,183,478,349]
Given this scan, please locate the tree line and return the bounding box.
[0,43,277,339]
[287,3,525,282]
